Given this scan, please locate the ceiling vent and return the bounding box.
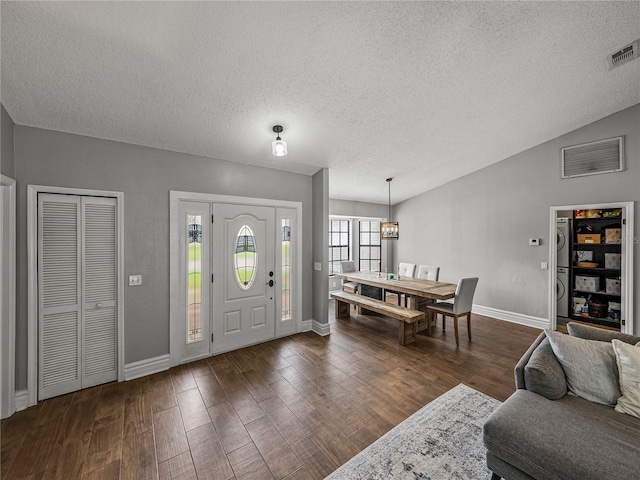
[608,40,639,69]
[561,137,624,179]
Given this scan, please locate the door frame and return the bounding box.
[169,191,303,367]
[27,185,125,408]
[1,175,16,419]
[548,201,634,333]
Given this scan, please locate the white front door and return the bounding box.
[212,204,276,353]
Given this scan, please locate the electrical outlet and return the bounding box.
[129,275,142,286]
[541,262,548,270]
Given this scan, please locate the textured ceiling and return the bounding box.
[1,1,639,204]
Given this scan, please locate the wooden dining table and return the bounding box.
[336,271,457,333]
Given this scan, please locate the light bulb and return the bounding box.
[272,139,287,156]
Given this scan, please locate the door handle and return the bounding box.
[95,303,103,309]
[266,280,274,287]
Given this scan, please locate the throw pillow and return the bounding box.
[523,337,567,400]
[611,339,640,418]
[567,322,640,345]
[545,330,621,406]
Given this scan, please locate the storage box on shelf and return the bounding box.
[575,275,599,292]
[605,278,621,295]
[605,253,621,269]
[576,233,601,244]
[605,228,622,244]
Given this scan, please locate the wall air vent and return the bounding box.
[561,137,624,179]
[608,40,639,69]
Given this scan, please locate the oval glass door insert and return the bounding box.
[235,225,257,290]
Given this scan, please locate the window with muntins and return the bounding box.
[359,220,381,272]
[328,220,350,275]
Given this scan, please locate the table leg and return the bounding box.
[335,300,350,319]
[399,321,416,346]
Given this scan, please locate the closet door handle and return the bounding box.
[95,303,103,309]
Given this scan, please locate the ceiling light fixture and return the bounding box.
[381,177,399,239]
[272,125,287,157]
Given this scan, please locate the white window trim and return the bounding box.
[27,185,125,408]
[169,191,303,367]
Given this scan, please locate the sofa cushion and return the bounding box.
[546,330,620,406]
[523,337,567,400]
[483,390,640,480]
[567,322,640,344]
[612,339,640,418]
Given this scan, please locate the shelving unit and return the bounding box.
[569,210,622,331]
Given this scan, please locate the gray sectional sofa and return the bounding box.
[483,323,640,480]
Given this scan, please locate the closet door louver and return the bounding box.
[38,194,117,400]
[38,195,82,400]
[82,198,117,387]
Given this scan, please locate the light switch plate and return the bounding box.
[314,262,322,271]
[529,238,540,246]
[129,275,142,286]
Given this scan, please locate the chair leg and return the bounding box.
[453,315,460,346]
[442,314,445,331]
[490,473,501,480]
[467,312,472,341]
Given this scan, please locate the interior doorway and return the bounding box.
[549,202,634,334]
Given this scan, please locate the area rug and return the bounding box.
[324,384,499,480]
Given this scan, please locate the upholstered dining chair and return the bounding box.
[340,261,359,294]
[397,262,416,278]
[416,264,440,281]
[427,277,479,346]
[387,262,416,306]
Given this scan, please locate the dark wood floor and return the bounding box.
[1,305,539,480]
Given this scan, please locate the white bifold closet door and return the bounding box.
[38,194,117,400]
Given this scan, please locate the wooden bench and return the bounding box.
[330,290,425,346]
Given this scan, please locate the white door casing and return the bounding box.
[212,203,275,354]
[27,185,124,408]
[1,175,16,419]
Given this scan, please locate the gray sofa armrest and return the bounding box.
[514,332,546,389]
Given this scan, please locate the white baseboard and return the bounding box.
[301,319,313,332]
[472,304,549,330]
[311,319,331,336]
[124,354,172,381]
[15,389,29,412]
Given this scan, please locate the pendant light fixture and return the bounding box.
[381,177,399,239]
[272,125,287,157]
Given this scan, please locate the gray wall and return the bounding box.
[14,126,316,389]
[394,103,640,333]
[1,105,15,178]
[312,168,329,325]
[330,199,387,219]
